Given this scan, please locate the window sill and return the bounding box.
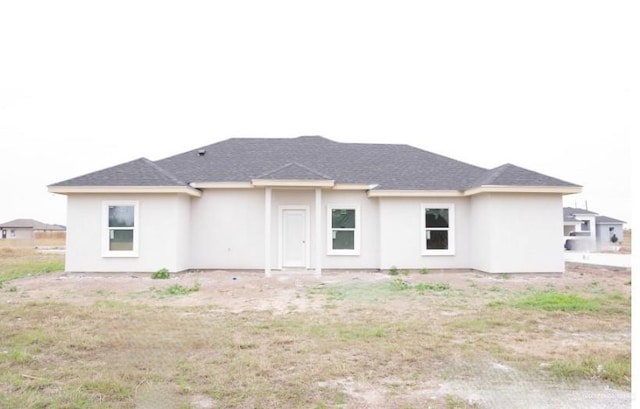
[102,252,139,258]
[421,250,455,256]
[327,250,360,256]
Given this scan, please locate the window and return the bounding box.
[103,201,139,257]
[421,204,455,255]
[327,205,360,255]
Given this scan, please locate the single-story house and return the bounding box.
[48,136,581,275]
[563,207,626,251]
[0,218,66,240]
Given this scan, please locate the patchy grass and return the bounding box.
[0,244,64,287]
[0,246,631,407]
[157,282,201,297]
[548,353,631,387]
[510,290,601,312]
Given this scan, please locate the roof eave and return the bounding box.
[251,179,336,188]
[368,185,582,198]
[368,190,464,198]
[190,182,254,189]
[47,186,202,197]
[464,185,582,195]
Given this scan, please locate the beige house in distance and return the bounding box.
[48,136,581,275]
[0,218,66,240]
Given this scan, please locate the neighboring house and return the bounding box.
[0,218,66,240]
[48,136,581,275]
[563,207,626,251]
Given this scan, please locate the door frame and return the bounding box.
[278,205,310,269]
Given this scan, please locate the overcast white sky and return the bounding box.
[0,1,636,227]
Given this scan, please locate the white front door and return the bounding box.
[282,209,307,267]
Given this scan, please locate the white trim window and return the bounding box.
[102,201,139,257]
[421,204,455,256]
[327,205,360,255]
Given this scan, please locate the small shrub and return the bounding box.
[415,282,450,292]
[162,282,201,296]
[151,268,170,279]
[420,268,429,275]
[390,278,410,290]
[7,286,18,292]
[388,266,399,276]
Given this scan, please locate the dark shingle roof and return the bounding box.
[596,215,626,224]
[0,218,65,230]
[256,162,332,180]
[562,208,625,224]
[471,163,577,188]
[51,136,580,191]
[51,158,186,187]
[563,207,598,217]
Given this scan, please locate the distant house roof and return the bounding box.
[596,215,626,224]
[50,136,581,192]
[562,208,626,225]
[563,207,598,216]
[0,218,65,231]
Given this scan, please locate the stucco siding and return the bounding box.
[174,195,192,271]
[65,194,191,272]
[469,194,495,273]
[470,193,564,273]
[378,197,471,270]
[190,189,265,269]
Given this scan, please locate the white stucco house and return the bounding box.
[563,207,626,251]
[48,136,581,275]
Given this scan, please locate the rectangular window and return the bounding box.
[327,205,360,255]
[422,204,455,255]
[103,201,139,257]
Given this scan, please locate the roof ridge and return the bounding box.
[143,158,187,185]
[467,163,513,188]
[256,162,332,179]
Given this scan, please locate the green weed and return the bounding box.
[160,282,201,296]
[510,290,601,312]
[548,353,630,387]
[151,268,170,279]
[414,282,450,292]
[390,278,411,291]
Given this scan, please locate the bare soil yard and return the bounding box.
[0,243,631,408]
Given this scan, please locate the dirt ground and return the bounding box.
[4,263,630,312]
[3,262,631,408]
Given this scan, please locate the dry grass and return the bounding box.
[619,229,632,254]
[0,240,65,288]
[0,250,631,408]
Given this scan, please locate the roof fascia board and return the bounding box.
[464,185,582,195]
[369,185,582,198]
[48,186,202,197]
[190,182,254,189]
[251,179,335,188]
[333,183,377,191]
[368,190,464,198]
